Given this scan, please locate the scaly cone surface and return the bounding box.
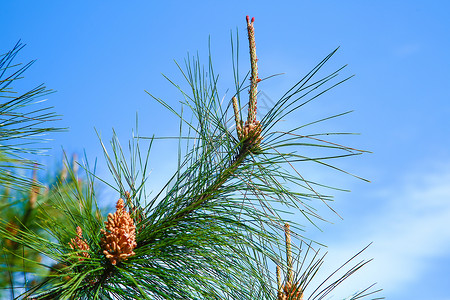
[100,198,137,265]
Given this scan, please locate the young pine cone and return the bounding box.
[277,282,303,300]
[100,198,137,265]
[69,226,90,261]
[242,120,262,148]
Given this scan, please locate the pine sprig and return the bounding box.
[0,41,64,193]
[275,236,383,300]
[0,17,382,299]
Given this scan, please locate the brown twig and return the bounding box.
[246,15,260,123]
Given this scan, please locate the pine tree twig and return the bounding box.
[284,223,293,285]
[0,16,384,299]
[246,15,259,123]
[276,265,282,295]
[141,16,264,247]
[139,149,247,248]
[231,16,263,151]
[232,96,243,140]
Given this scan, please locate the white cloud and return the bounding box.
[314,164,450,298]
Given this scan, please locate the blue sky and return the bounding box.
[2,1,450,299]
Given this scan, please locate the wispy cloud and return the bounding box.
[315,163,450,298]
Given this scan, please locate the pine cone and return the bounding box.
[100,198,137,265]
[69,226,90,261]
[242,120,262,148]
[277,282,303,300]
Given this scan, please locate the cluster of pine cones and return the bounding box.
[69,198,137,266]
